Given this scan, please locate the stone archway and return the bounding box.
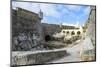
[77,31,81,35]
[71,31,75,35]
[45,35,51,42]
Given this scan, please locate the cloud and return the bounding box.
[12,1,90,25]
[40,4,61,18]
[76,6,90,20]
[12,1,39,13]
[65,5,82,12]
[12,1,62,19]
[83,6,90,15]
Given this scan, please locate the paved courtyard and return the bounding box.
[48,37,94,63]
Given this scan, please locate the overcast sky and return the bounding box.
[12,1,91,26]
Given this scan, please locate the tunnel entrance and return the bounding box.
[45,35,51,42]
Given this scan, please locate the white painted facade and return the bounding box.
[61,26,83,36]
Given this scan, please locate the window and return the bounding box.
[71,31,75,35]
[66,31,69,34]
[77,31,81,35]
[63,31,65,33]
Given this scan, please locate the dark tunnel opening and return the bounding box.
[45,35,51,42]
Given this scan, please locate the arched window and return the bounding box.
[66,31,69,34]
[71,31,75,35]
[77,31,81,35]
[63,31,65,33]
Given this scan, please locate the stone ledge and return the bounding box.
[12,49,67,65]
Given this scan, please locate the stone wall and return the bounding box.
[12,8,44,51]
[86,6,96,46]
[12,8,43,38]
[42,23,61,36]
[12,49,67,65]
[42,23,77,37]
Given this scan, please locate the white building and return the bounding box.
[61,26,83,36]
[60,22,83,36]
[52,22,83,40]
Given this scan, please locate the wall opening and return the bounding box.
[66,31,69,34]
[45,35,51,42]
[77,31,81,35]
[63,31,65,33]
[71,31,75,35]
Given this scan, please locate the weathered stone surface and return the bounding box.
[12,49,67,65]
[85,6,96,46]
[12,8,44,51]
